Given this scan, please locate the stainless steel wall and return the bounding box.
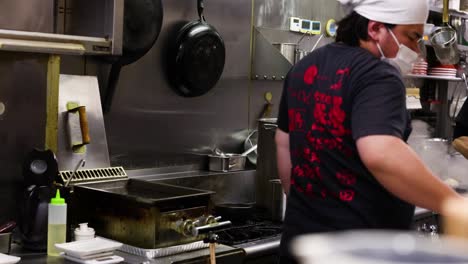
[94,0,253,169]
[0,0,54,224]
[0,0,54,33]
[95,0,343,169]
[0,0,343,220]
[0,53,49,223]
[249,0,343,128]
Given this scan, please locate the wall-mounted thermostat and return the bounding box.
[300,19,321,35]
[326,19,337,37]
[290,17,301,32]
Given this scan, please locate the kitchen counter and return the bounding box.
[9,208,435,264]
[11,243,245,264]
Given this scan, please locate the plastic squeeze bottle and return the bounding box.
[47,189,67,256]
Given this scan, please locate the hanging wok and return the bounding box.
[168,0,225,97]
[102,0,163,113]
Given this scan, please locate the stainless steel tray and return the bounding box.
[119,240,209,258]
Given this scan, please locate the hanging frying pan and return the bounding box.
[102,0,163,113]
[23,149,58,187]
[169,0,225,97]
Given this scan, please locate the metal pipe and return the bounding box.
[65,159,86,187]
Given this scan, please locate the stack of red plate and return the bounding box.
[411,60,428,75]
[428,65,457,77]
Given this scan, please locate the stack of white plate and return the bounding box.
[55,237,123,264]
[428,66,457,78]
[0,253,20,264]
[411,60,428,75]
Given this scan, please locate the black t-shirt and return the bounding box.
[454,99,468,138]
[277,43,414,258]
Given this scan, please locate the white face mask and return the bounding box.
[376,28,419,75]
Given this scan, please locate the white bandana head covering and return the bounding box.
[337,0,429,25]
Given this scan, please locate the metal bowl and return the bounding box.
[208,154,246,172]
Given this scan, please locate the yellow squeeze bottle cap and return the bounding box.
[51,190,65,205]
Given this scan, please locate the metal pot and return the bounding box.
[208,154,246,172]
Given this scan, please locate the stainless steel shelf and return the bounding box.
[405,74,462,82]
[429,7,468,19]
[423,39,468,52]
[457,44,468,52]
[0,29,112,55]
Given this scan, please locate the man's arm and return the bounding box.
[357,135,463,213]
[275,128,292,195]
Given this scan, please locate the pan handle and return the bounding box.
[197,0,205,21]
[192,220,231,237]
[103,63,122,113]
[443,0,449,24]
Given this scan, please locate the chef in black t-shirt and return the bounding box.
[275,0,465,263]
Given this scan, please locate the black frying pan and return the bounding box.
[23,149,58,187]
[102,0,163,113]
[214,203,254,223]
[169,0,225,97]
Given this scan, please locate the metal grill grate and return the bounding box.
[59,166,127,185]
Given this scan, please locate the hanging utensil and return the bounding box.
[430,0,459,65]
[168,0,225,97]
[102,0,164,113]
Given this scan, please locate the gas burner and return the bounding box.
[217,221,282,245]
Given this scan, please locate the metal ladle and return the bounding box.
[430,0,459,65]
[65,159,86,187]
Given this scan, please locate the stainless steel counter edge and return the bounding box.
[235,235,281,257]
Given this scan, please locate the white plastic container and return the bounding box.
[74,223,95,241]
[47,190,67,256]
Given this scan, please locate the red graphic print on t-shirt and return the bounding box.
[336,171,357,186]
[288,109,306,132]
[289,65,356,202]
[330,68,350,90]
[304,65,318,85]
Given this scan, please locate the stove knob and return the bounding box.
[171,219,196,237]
[204,215,222,225]
[182,220,195,237]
